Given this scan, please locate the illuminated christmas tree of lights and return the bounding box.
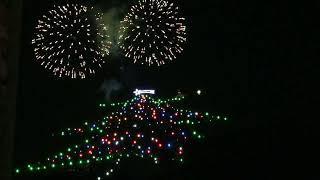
[119,0,187,66]
[15,90,227,179]
[32,4,112,79]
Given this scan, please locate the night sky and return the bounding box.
[13,0,256,179]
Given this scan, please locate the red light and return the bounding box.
[88,150,93,154]
[79,154,83,157]
[158,144,162,148]
[133,140,137,144]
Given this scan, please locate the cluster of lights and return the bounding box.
[15,94,227,179]
[32,4,112,79]
[98,93,185,108]
[118,0,187,66]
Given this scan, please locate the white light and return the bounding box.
[133,89,155,95]
[197,90,201,95]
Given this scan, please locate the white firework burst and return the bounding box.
[119,0,186,66]
[32,4,112,79]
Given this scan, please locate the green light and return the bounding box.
[186,120,190,124]
[198,135,201,139]
[61,163,64,166]
[180,158,184,162]
[85,139,89,143]
[29,167,33,171]
[217,116,220,119]
[87,160,90,163]
[51,164,55,168]
[37,167,40,170]
[69,161,73,166]
[106,156,110,160]
[205,112,209,116]
[79,160,83,164]
[59,152,63,156]
[61,132,64,136]
[68,148,71,152]
[193,131,197,135]
[99,129,103,133]
[85,122,88,125]
[43,166,47,169]
[224,117,227,120]
[15,169,20,173]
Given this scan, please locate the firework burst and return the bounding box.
[119,0,187,66]
[32,4,112,79]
